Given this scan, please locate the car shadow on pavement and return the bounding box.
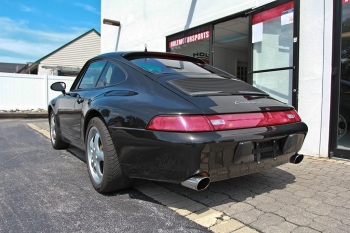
[67,146,86,162]
[155,167,296,213]
[65,144,296,210]
[65,145,166,204]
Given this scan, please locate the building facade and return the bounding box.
[101,0,349,159]
[29,29,100,76]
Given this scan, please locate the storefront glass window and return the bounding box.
[337,0,350,149]
[253,69,292,104]
[252,2,294,71]
[167,29,210,64]
[213,17,249,82]
[252,1,294,105]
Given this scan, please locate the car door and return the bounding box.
[59,60,107,138]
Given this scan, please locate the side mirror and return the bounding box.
[51,82,66,95]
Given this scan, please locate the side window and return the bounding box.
[96,62,127,87]
[78,61,106,89]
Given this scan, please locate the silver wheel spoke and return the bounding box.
[89,138,95,151]
[50,115,56,142]
[96,149,104,162]
[96,164,103,178]
[94,133,100,150]
[52,125,56,138]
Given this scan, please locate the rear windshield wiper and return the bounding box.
[190,91,228,96]
[165,66,183,70]
[190,90,268,97]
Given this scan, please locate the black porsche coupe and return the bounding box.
[49,52,307,193]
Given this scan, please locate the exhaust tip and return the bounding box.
[290,153,304,164]
[181,176,211,191]
[196,177,210,191]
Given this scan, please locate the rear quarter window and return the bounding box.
[78,61,106,89]
[96,62,127,87]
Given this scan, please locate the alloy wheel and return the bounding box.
[87,126,104,184]
[50,114,56,144]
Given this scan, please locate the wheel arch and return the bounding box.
[83,109,107,142]
[48,105,53,122]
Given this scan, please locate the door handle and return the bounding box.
[77,98,84,104]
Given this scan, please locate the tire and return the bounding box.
[50,111,69,149]
[85,117,132,193]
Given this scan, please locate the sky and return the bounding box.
[0,0,101,64]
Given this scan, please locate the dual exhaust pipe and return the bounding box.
[181,153,303,191]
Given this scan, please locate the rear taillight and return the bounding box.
[146,110,301,132]
[207,110,301,131]
[146,115,212,132]
[290,109,301,122]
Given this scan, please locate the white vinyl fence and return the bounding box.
[0,72,75,111]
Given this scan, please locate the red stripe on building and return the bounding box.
[252,1,294,25]
[343,0,350,5]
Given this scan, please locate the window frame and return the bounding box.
[95,61,128,88]
[76,60,107,90]
[70,59,107,91]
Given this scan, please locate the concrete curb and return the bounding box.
[0,112,47,119]
[27,123,51,138]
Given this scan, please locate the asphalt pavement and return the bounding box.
[0,119,209,233]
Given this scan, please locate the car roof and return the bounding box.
[96,51,206,64]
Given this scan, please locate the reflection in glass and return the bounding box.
[213,18,249,82]
[253,69,292,105]
[338,2,350,149]
[130,58,212,74]
[251,1,294,105]
[169,31,210,64]
[252,2,294,71]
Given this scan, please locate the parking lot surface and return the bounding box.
[0,120,209,233]
[27,120,350,232]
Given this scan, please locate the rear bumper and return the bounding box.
[109,122,308,183]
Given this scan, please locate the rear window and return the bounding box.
[130,58,212,74]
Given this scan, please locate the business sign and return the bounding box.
[169,30,210,48]
[343,0,350,4]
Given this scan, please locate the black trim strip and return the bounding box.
[209,23,214,65]
[248,66,294,74]
[245,7,265,16]
[248,14,253,84]
[292,0,300,110]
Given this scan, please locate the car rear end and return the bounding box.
[120,52,308,190]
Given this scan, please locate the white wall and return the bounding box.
[101,0,275,53]
[320,0,333,157]
[298,0,332,157]
[0,73,74,110]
